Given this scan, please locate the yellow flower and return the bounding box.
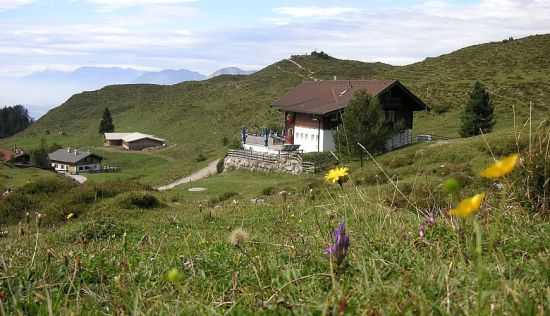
[324,167,349,184]
[479,154,519,179]
[167,268,184,282]
[66,213,74,220]
[449,193,485,218]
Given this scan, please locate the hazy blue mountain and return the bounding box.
[132,69,206,85]
[209,67,256,78]
[67,67,145,88]
[17,70,68,84]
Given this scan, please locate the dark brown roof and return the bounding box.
[272,80,425,115]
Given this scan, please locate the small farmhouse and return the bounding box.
[0,147,30,164]
[104,132,165,150]
[271,80,426,153]
[48,148,103,174]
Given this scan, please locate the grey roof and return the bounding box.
[104,132,165,143]
[48,148,103,164]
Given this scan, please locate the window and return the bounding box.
[385,110,396,123]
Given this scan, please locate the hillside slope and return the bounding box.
[3,34,549,184]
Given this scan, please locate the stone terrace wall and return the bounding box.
[223,151,303,174]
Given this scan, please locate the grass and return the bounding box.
[0,164,61,190]
[0,126,548,314]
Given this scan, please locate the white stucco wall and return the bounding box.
[52,163,69,172]
[294,126,321,152]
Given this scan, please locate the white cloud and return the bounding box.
[273,6,362,18]
[0,0,34,11]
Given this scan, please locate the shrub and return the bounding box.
[222,136,229,146]
[18,177,74,195]
[195,152,207,162]
[311,50,332,59]
[382,152,415,169]
[73,218,129,241]
[431,103,452,114]
[216,158,225,173]
[261,186,275,196]
[228,139,243,150]
[207,191,239,207]
[119,191,163,209]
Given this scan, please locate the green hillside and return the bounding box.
[2,34,549,184]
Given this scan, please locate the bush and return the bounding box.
[18,177,74,195]
[195,152,207,162]
[222,136,229,146]
[431,103,452,114]
[382,152,415,169]
[216,158,225,173]
[261,186,275,196]
[72,218,129,241]
[207,191,239,207]
[228,139,243,150]
[119,191,163,209]
[311,50,332,59]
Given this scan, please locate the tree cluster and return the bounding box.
[30,137,62,168]
[459,81,495,137]
[98,107,115,133]
[310,50,332,59]
[0,105,33,139]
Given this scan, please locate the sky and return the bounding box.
[1,0,549,77]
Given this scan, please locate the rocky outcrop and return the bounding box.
[223,155,303,174]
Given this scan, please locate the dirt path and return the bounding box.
[156,158,221,191]
[285,58,319,81]
[64,173,87,184]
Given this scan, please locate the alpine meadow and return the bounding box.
[0,34,549,315]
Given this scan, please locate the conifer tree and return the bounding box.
[459,81,495,137]
[99,107,115,133]
[333,89,390,167]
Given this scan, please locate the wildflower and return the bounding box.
[479,154,519,179]
[324,167,349,187]
[418,225,425,238]
[66,213,74,220]
[229,228,248,247]
[324,219,350,266]
[449,193,485,218]
[418,212,435,238]
[167,268,184,282]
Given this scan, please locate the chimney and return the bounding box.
[75,150,78,155]
[67,147,71,153]
[333,75,337,81]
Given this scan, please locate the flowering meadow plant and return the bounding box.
[324,220,350,266]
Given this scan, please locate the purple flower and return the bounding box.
[427,212,435,226]
[324,219,350,266]
[419,212,436,238]
[419,225,425,238]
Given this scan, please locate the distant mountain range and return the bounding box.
[0,66,256,118]
[209,67,256,78]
